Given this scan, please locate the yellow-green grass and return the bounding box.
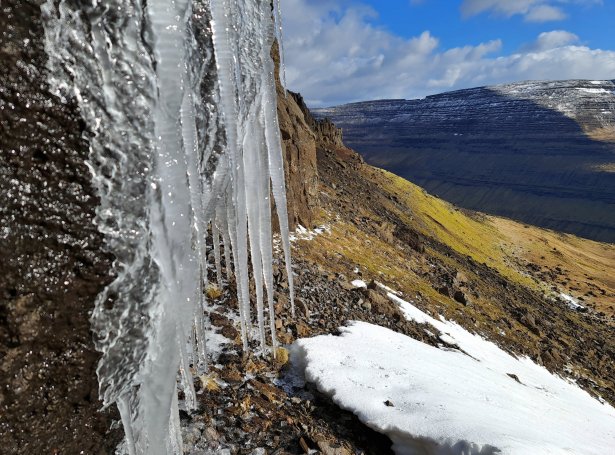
[372,169,537,288]
[367,167,614,313]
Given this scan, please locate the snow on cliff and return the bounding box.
[293,294,615,454]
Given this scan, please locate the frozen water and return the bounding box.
[41,0,294,453]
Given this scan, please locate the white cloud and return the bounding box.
[282,0,615,106]
[524,4,567,22]
[460,0,600,22]
[461,0,540,18]
[527,30,579,51]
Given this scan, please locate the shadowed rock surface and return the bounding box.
[0,1,121,453]
[314,80,615,243]
[0,9,321,453]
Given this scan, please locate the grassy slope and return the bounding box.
[375,168,615,315]
[292,146,615,404]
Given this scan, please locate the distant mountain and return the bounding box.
[313,80,615,243]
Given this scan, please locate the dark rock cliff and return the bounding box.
[0,10,322,453]
[0,2,120,453]
[314,80,615,243]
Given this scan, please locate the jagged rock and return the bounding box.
[316,438,352,455]
[361,300,372,311]
[453,290,468,306]
[250,379,285,403]
[437,286,451,298]
[293,322,311,338]
[272,42,319,230]
[365,290,402,320]
[520,313,542,337]
[394,225,425,253]
[299,436,312,453]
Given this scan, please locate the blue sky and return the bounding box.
[359,0,613,54]
[281,0,615,106]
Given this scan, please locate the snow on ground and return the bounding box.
[559,293,586,311]
[351,279,367,289]
[577,87,611,95]
[375,281,402,296]
[293,294,615,454]
[289,224,330,242]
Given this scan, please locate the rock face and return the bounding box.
[0,14,320,452]
[292,91,344,148]
[0,1,120,453]
[314,80,615,243]
[274,42,320,229]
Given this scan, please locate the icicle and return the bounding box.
[260,1,296,317]
[42,0,297,452]
[211,0,254,343]
[244,109,268,351]
[117,393,137,455]
[193,267,208,374]
[273,0,288,92]
[212,221,224,289]
[168,391,183,455]
[218,207,235,282]
[179,339,197,411]
[256,126,278,354]
[193,310,207,372]
[226,192,249,351]
[193,242,208,375]
[233,159,253,340]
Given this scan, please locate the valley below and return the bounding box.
[314,80,615,243]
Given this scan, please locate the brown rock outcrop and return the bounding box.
[291,91,344,148]
[273,42,319,229]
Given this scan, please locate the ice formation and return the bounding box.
[41,0,293,453]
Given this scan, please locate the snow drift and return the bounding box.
[293,294,615,454]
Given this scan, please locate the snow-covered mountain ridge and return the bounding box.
[315,80,615,136]
[313,80,615,243]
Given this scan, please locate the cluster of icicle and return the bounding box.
[41,0,293,453]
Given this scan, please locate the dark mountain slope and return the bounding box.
[313,80,615,243]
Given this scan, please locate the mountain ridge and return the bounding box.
[313,79,615,243]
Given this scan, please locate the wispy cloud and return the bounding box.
[525,30,579,51]
[524,4,567,22]
[282,0,615,106]
[460,0,601,22]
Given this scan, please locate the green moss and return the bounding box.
[375,169,537,290]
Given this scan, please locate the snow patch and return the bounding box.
[577,87,611,94]
[559,293,586,311]
[293,296,615,454]
[289,224,331,242]
[375,281,402,296]
[351,279,367,289]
